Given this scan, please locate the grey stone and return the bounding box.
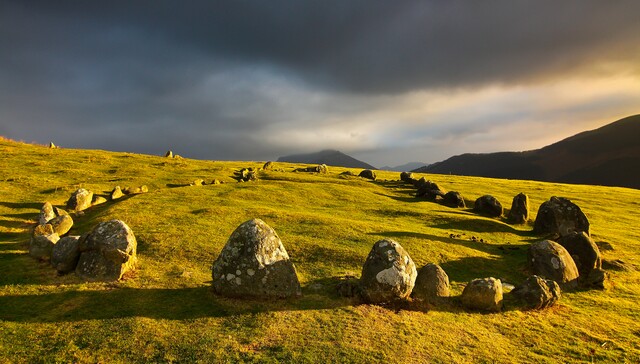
[474,195,503,217]
[76,220,137,281]
[38,202,56,225]
[48,214,73,236]
[528,240,579,290]
[442,191,466,208]
[508,193,530,224]
[511,275,561,310]
[211,219,301,298]
[360,239,417,304]
[461,277,503,312]
[416,180,446,201]
[67,188,93,211]
[33,223,54,237]
[580,268,608,290]
[533,196,590,237]
[411,263,450,304]
[111,186,124,200]
[400,172,414,182]
[557,231,601,279]
[51,235,81,273]
[359,169,377,180]
[29,232,60,260]
[191,179,204,186]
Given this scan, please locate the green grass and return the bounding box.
[1,139,639,363]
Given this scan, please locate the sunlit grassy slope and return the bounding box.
[0,139,639,363]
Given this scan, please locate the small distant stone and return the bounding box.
[48,214,73,236]
[236,168,258,182]
[123,185,148,195]
[38,202,56,225]
[442,191,466,208]
[534,196,590,237]
[51,235,81,273]
[191,179,204,186]
[49,142,57,149]
[29,232,60,260]
[359,239,417,304]
[140,185,148,193]
[461,277,503,312]
[400,172,413,182]
[111,186,124,200]
[508,193,530,224]
[411,263,450,304]
[211,179,222,185]
[511,275,561,310]
[67,188,93,211]
[416,180,446,201]
[92,195,107,206]
[263,161,274,170]
[165,150,173,158]
[474,195,503,217]
[359,169,377,180]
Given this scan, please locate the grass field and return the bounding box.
[1,139,639,363]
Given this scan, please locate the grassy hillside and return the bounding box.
[1,139,639,363]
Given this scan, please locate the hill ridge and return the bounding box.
[277,149,376,169]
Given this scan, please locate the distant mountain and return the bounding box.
[415,114,640,189]
[380,162,429,172]
[277,149,376,169]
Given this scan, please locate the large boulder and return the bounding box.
[411,263,450,304]
[360,239,417,303]
[29,232,60,260]
[511,275,561,310]
[48,214,73,236]
[508,193,530,224]
[359,169,377,180]
[38,202,56,225]
[533,196,590,237]
[442,191,466,208]
[528,240,579,290]
[557,231,601,277]
[461,277,503,312]
[474,195,503,217]
[400,172,414,182]
[67,188,93,211]
[51,235,81,273]
[76,220,137,281]
[416,180,446,201]
[211,219,301,298]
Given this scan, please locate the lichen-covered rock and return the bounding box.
[263,161,273,170]
[508,193,530,224]
[442,191,466,208]
[51,235,81,273]
[416,180,446,201]
[474,195,503,217]
[211,219,301,298]
[461,277,503,312]
[411,263,450,304]
[29,232,60,260]
[359,169,376,180]
[111,186,124,200]
[511,275,561,310]
[557,231,601,278]
[533,196,590,237]
[360,239,417,303]
[528,240,579,290]
[236,168,258,182]
[400,172,414,182]
[48,214,73,236]
[38,202,56,225]
[67,188,93,211]
[76,220,137,281]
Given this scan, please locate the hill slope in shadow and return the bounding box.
[277,149,376,169]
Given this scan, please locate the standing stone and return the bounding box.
[48,214,73,236]
[359,169,377,180]
[360,239,417,304]
[528,240,579,290]
[76,220,137,281]
[411,263,450,304]
[67,188,93,211]
[533,196,590,237]
[165,150,173,158]
[111,186,124,200]
[442,191,466,208]
[29,232,60,260]
[51,235,81,273]
[474,195,503,217]
[400,172,414,182]
[38,202,56,225]
[557,231,601,277]
[263,161,274,170]
[461,277,503,312]
[508,193,530,224]
[212,219,301,298]
[511,275,561,310]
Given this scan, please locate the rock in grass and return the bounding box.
[263,161,274,170]
[411,263,450,304]
[51,235,81,273]
[76,220,137,281]
[191,179,204,186]
[461,277,503,312]
[92,195,107,205]
[359,169,376,180]
[528,240,579,290]
[38,202,56,225]
[30,232,60,260]
[48,214,73,236]
[165,150,173,158]
[533,196,590,237]
[474,195,503,217]
[111,186,124,200]
[508,193,530,224]
[400,172,413,182]
[360,239,417,304]
[416,180,446,201]
[54,207,69,216]
[442,191,466,208]
[511,275,561,310]
[211,219,301,298]
[557,231,601,278]
[67,188,93,211]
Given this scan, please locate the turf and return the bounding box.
[0,139,639,363]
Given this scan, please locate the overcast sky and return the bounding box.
[1,1,639,167]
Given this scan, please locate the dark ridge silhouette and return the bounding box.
[277,149,376,169]
[414,114,640,189]
[380,161,429,172]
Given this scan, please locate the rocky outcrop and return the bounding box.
[359,169,376,180]
[76,220,137,281]
[528,240,579,290]
[511,275,561,310]
[411,263,450,304]
[534,197,590,236]
[66,188,93,211]
[360,239,417,304]
[442,191,466,208]
[211,219,301,298]
[461,277,503,312]
[474,195,503,217]
[51,235,81,273]
[508,193,530,224]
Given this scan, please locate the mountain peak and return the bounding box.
[277,150,376,169]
